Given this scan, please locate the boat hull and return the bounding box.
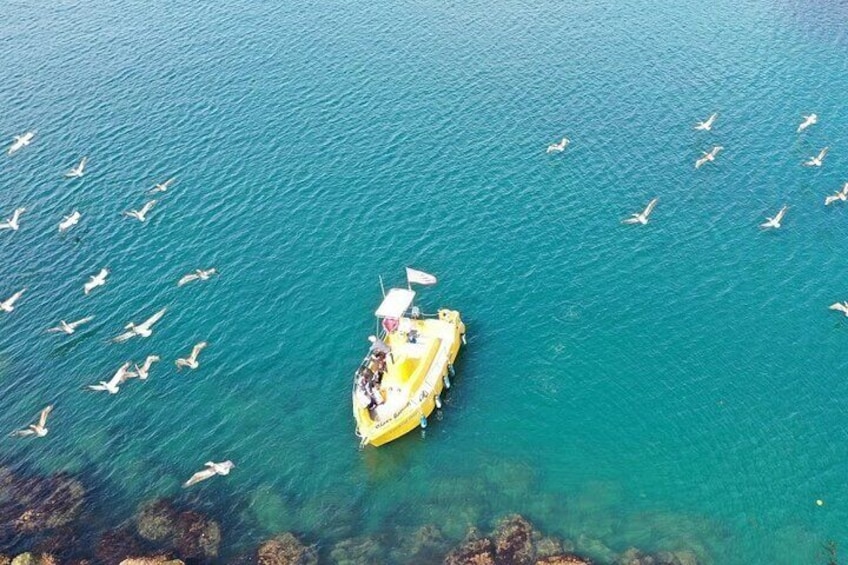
[353,309,464,447]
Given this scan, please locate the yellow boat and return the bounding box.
[353,283,466,447]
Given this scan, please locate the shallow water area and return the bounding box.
[1,1,848,563]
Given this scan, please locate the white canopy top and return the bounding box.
[375,288,415,319]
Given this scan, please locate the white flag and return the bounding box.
[406,267,437,286]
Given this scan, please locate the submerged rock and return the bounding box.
[95,527,146,564]
[390,524,449,563]
[257,532,318,565]
[492,514,538,565]
[443,528,496,565]
[10,554,58,565]
[119,558,185,565]
[617,547,698,565]
[0,473,85,536]
[133,499,221,560]
[535,556,593,565]
[330,535,384,565]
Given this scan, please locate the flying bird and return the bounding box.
[183,460,235,488]
[694,113,718,131]
[10,405,53,438]
[824,183,848,206]
[797,114,818,133]
[622,198,658,225]
[133,355,160,380]
[65,157,88,178]
[761,205,788,229]
[47,316,93,335]
[112,308,166,343]
[803,147,829,167]
[178,268,218,287]
[84,268,109,295]
[0,207,26,231]
[695,146,723,169]
[0,289,25,313]
[87,362,137,394]
[148,177,175,194]
[546,137,570,154]
[829,302,848,317]
[176,342,207,370]
[123,200,157,222]
[7,132,34,155]
[59,211,81,232]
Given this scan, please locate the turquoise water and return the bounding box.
[2,0,848,562]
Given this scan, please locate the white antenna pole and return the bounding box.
[379,275,386,298]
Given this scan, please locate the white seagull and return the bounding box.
[59,211,81,232]
[123,200,157,222]
[0,208,26,231]
[0,289,25,313]
[761,205,788,229]
[622,198,658,225]
[695,146,723,169]
[47,316,93,335]
[797,114,818,133]
[546,137,570,154]
[112,307,167,343]
[178,268,218,287]
[84,268,109,295]
[694,113,718,131]
[829,301,848,317]
[176,341,208,370]
[824,183,848,206]
[148,177,175,194]
[804,147,829,167]
[87,362,137,394]
[133,355,160,380]
[10,405,53,438]
[7,132,34,155]
[65,157,88,178]
[183,460,235,488]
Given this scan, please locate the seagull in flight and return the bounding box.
[65,157,88,178]
[87,362,137,394]
[47,316,93,335]
[59,211,81,232]
[761,205,788,229]
[148,177,175,194]
[178,268,218,287]
[804,147,829,167]
[176,342,207,370]
[132,355,160,380]
[622,198,658,225]
[694,113,718,131]
[113,307,166,343]
[10,405,53,438]
[123,200,157,222]
[546,137,570,154]
[829,301,848,317]
[695,146,723,169]
[183,460,235,488]
[7,132,34,155]
[825,183,848,206]
[0,289,25,313]
[798,114,818,133]
[84,268,109,295]
[0,208,26,231]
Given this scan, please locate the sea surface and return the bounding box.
[2,1,848,563]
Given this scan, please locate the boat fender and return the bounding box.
[420,415,428,429]
[435,394,442,409]
[461,333,467,345]
[448,363,455,377]
[443,374,451,389]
